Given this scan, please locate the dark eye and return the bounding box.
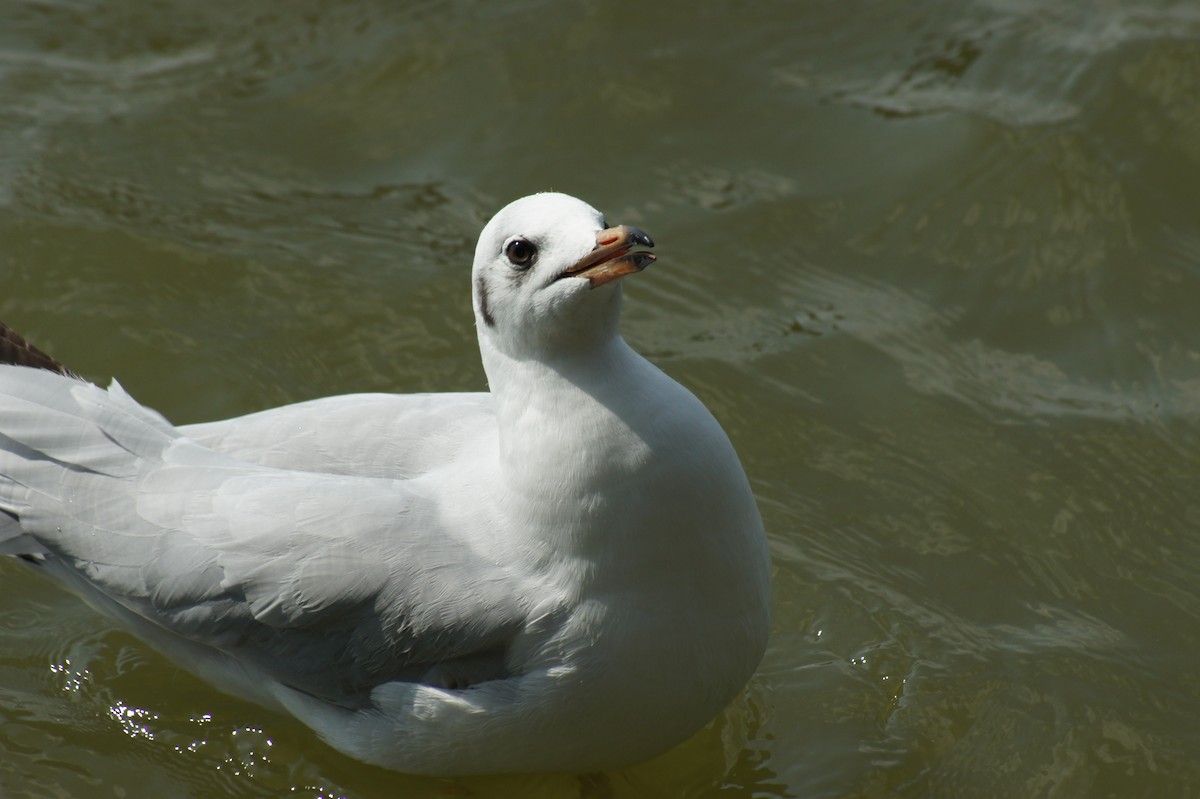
[504,238,536,269]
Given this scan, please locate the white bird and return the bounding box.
[0,192,771,775]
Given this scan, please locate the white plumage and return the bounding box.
[0,192,770,775]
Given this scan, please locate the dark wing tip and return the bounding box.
[0,321,80,379]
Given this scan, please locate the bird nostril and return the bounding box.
[596,230,621,246]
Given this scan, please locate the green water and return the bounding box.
[2,1,1200,796]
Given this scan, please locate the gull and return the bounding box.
[0,192,771,775]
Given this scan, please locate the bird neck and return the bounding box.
[478,331,669,529]
[480,329,645,444]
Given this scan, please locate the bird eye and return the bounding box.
[504,238,536,269]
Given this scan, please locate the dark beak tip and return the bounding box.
[629,227,655,248]
[633,252,656,269]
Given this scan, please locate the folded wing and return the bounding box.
[180,392,496,479]
[0,366,531,706]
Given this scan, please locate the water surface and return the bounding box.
[2,1,1200,796]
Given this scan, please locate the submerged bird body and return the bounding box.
[0,193,770,774]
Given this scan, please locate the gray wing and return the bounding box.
[180,393,496,479]
[0,368,529,706]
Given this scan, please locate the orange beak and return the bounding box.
[559,225,656,287]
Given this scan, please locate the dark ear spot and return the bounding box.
[476,276,495,328]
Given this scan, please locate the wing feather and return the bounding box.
[179,392,495,478]
[0,368,532,704]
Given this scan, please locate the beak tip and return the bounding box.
[629,228,655,249]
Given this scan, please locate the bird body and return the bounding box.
[0,193,770,774]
